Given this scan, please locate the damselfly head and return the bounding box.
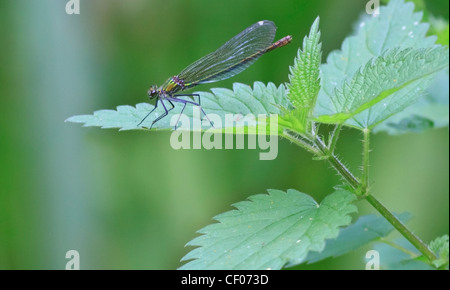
[148,86,159,99]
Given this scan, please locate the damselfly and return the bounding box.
[138,20,292,129]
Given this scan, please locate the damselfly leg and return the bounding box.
[138,98,175,129]
[168,94,214,129]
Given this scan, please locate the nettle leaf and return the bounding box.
[315,47,449,128]
[284,17,322,132]
[304,212,411,264]
[66,82,290,133]
[429,235,449,269]
[179,189,357,270]
[373,69,449,134]
[314,0,448,131]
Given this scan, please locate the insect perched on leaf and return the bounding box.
[138,20,292,129]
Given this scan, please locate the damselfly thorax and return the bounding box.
[148,75,193,98]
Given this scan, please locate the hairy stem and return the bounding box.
[361,128,370,194]
[283,129,318,155]
[315,135,360,190]
[328,123,343,153]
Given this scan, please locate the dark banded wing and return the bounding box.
[177,20,277,87]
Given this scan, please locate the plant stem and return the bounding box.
[361,128,370,194]
[328,123,343,153]
[359,129,436,261]
[283,129,318,155]
[366,194,438,261]
[315,136,360,190]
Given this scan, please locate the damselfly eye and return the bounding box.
[148,86,158,99]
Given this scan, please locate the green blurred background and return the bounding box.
[0,0,448,270]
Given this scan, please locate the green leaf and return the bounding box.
[66,82,291,133]
[373,69,449,134]
[314,0,446,130]
[304,212,412,264]
[314,47,449,128]
[179,189,357,270]
[285,17,322,132]
[429,235,449,269]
